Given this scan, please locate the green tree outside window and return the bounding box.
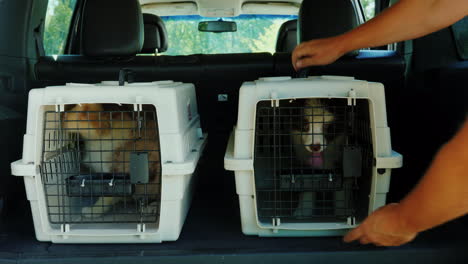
[361,0,376,21]
[161,15,297,55]
[42,0,375,56]
[43,0,77,55]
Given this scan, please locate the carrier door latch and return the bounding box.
[130,152,149,184]
[343,146,362,178]
[347,89,357,106]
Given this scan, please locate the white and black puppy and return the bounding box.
[290,98,335,168]
[289,99,338,218]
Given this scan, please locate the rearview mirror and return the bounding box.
[198,20,237,33]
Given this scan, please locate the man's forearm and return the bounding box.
[338,0,468,54]
[397,120,468,233]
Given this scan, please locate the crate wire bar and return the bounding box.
[40,105,161,224]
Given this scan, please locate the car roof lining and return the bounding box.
[140,0,301,17]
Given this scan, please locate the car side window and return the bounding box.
[43,0,78,55]
[452,17,468,60]
[360,0,375,21]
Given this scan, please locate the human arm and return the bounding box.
[343,119,468,246]
[292,0,468,70]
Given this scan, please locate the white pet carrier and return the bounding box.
[11,81,207,243]
[224,76,402,237]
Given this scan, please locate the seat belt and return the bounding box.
[33,19,45,57]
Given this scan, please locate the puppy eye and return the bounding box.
[302,123,309,131]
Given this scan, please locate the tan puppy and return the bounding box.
[62,104,161,217]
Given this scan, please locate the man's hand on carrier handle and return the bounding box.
[292,0,468,71]
[292,37,347,70]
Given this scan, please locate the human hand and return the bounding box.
[343,203,418,247]
[291,36,347,71]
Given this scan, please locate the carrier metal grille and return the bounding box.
[253,99,373,223]
[40,104,161,224]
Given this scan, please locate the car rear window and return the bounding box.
[160,15,297,55]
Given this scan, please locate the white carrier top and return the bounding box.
[237,75,388,129]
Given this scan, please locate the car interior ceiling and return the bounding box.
[0,0,466,262]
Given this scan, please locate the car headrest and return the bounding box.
[142,13,168,54]
[81,0,144,57]
[276,19,297,53]
[298,0,360,55]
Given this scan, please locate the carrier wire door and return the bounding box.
[40,104,162,224]
[253,98,373,225]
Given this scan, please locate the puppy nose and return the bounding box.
[311,144,322,152]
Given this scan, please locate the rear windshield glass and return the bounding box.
[160,15,298,55]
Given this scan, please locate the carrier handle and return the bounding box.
[11,160,36,177]
[119,68,135,86]
[376,151,403,169]
[295,68,310,79]
[224,132,253,171]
